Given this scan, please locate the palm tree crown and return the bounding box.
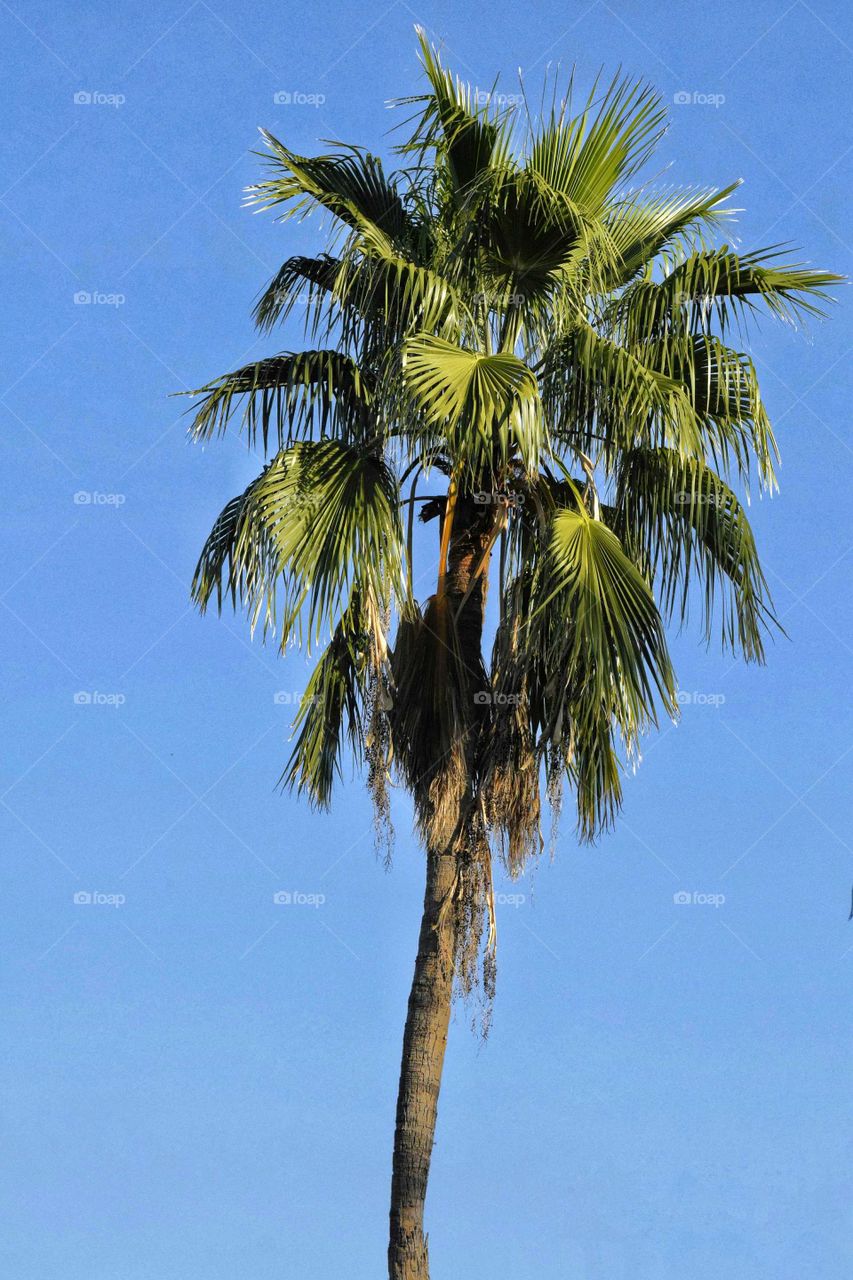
[189,32,838,1000]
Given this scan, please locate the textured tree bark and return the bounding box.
[388,845,459,1280]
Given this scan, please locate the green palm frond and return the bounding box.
[186,349,375,449]
[403,334,543,475]
[639,334,778,486]
[333,250,467,344]
[479,168,618,305]
[516,505,676,839]
[247,131,415,254]
[604,182,740,284]
[659,245,840,328]
[253,253,342,334]
[526,73,667,216]
[399,28,514,201]
[566,701,625,840]
[539,320,703,460]
[531,506,677,735]
[613,446,776,659]
[282,594,370,807]
[192,464,281,618]
[193,439,404,649]
[615,245,842,343]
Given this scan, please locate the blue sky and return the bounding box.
[1,1,851,1276]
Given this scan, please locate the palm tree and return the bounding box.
[186,32,838,1280]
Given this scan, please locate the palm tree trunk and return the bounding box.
[388,491,493,1278]
[388,844,458,1279]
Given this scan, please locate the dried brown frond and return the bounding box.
[422,740,468,852]
[545,746,565,861]
[389,597,484,848]
[365,666,395,867]
[481,691,543,876]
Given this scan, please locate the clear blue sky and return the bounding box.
[2,2,851,1276]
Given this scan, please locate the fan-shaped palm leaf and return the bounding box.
[403,334,543,474]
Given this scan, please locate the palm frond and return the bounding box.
[539,320,703,460]
[613,247,842,356]
[333,250,467,345]
[613,446,776,659]
[518,505,676,838]
[639,333,778,486]
[656,245,840,329]
[247,131,415,254]
[398,29,514,201]
[192,439,404,649]
[530,506,677,734]
[282,593,370,807]
[604,182,740,284]
[403,334,543,475]
[526,73,667,215]
[186,349,374,449]
[479,168,619,306]
[253,253,342,334]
